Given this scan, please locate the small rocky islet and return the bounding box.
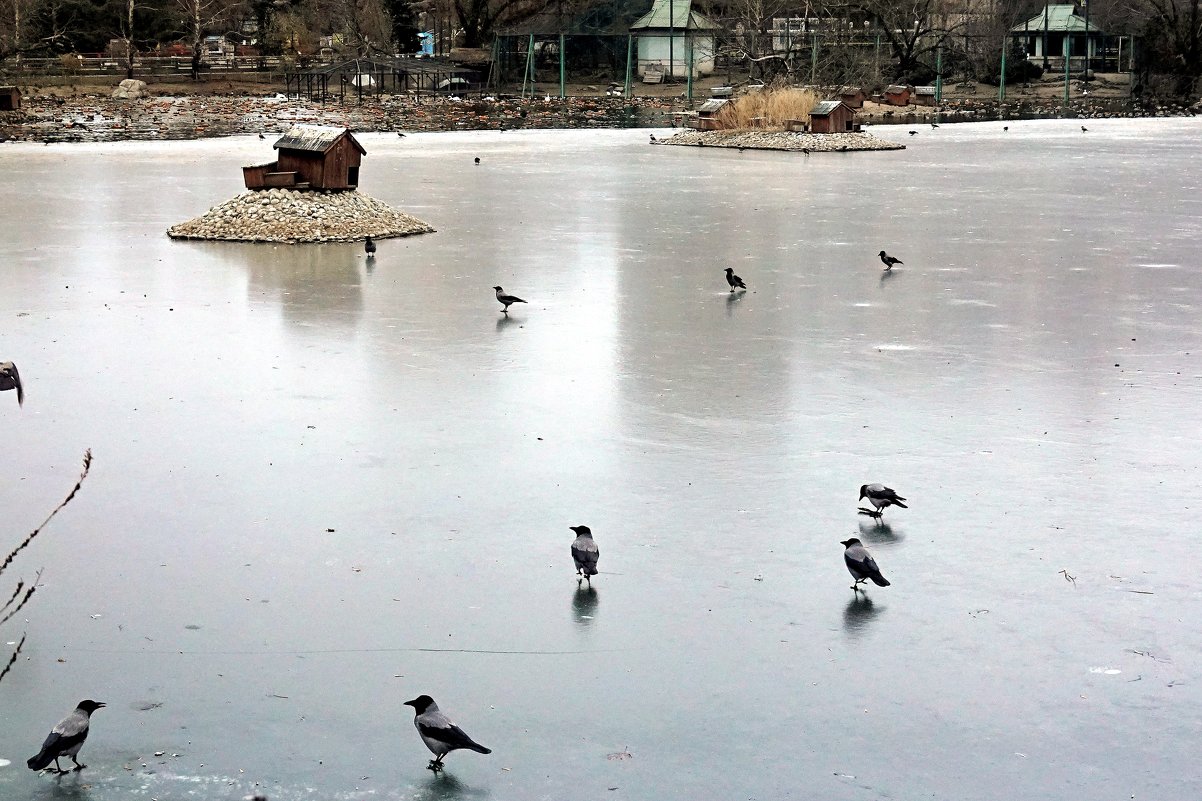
[166,187,434,243]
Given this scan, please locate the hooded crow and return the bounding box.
[878,251,903,271]
[570,525,600,584]
[724,268,747,292]
[403,695,491,772]
[493,286,526,314]
[859,483,907,517]
[364,236,377,257]
[0,361,23,406]
[28,700,105,773]
[841,538,890,591]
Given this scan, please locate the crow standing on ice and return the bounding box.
[841,538,891,591]
[859,483,908,517]
[724,268,747,292]
[364,236,377,258]
[28,700,105,774]
[570,525,600,585]
[403,695,491,773]
[0,361,23,406]
[493,286,527,314]
[878,251,903,271]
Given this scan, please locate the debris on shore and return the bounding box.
[166,188,434,243]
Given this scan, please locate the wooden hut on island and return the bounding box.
[808,100,856,133]
[0,86,20,111]
[243,125,366,191]
[882,85,912,106]
[839,87,865,109]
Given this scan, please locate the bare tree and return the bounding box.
[0,0,70,61]
[1133,0,1202,95]
[175,0,246,78]
[856,0,962,81]
[0,450,92,687]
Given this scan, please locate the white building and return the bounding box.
[630,0,719,79]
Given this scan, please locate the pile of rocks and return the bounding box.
[658,129,905,152]
[167,188,434,243]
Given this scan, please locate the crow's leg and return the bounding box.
[70,756,86,771]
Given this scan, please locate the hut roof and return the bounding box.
[885,85,910,94]
[697,98,728,113]
[810,100,851,116]
[274,125,366,156]
[1012,4,1103,33]
[914,86,936,96]
[631,0,720,31]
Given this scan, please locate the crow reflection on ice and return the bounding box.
[842,594,881,637]
[858,519,901,546]
[572,585,599,626]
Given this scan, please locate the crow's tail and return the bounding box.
[871,576,891,587]
[27,750,54,771]
[891,500,908,508]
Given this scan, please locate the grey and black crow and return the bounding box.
[878,251,903,271]
[28,700,105,774]
[493,286,526,314]
[0,361,23,406]
[724,267,747,292]
[570,525,600,585]
[364,236,377,257]
[1081,126,1088,133]
[859,483,907,517]
[841,538,890,591]
[403,695,491,772]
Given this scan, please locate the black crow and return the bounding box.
[570,525,599,585]
[841,538,890,591]
[364,236,376,257]
[1003,125,1009,131]
[28,700,105,774]
[649,133,657,143]
[0,361,23,406]
[859,483,908,517]
[908,130,917,136]
[258,132,265,140]
[878,251,903,271]
[403,695,491,772]
[474,157,480,164]
[1081,125,1088,132]
[724,267,747,292]
[930,122,939,129]
[493,286,526,314]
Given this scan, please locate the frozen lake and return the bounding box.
[1,119,1200,800]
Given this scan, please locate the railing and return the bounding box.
[1,54,292,78]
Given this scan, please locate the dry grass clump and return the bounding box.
[715,87,819,130]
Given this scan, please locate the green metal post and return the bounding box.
[559,34,565,98]
[686,36,693,105]
[999,38,1006,102]
[874,34,880,78]
[935,46,943,103]
[625,35,633,97]
[1063,36,1070,106]
[811,34,818,85]
[527,34,536,98]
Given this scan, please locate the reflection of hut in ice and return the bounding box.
[243,125,365,191]
[630,0,719,79]
[285,57,480,102]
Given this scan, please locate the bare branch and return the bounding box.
[0,449,92,581]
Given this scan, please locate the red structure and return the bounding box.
[0,86,20,111]
[243,125,366,191]
[882,85,912,106]
[840,88,866,109]
[808,100,856,134]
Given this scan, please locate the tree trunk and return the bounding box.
[125,0,135,79]
[191,0,202,80]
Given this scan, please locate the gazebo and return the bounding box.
[1011,4,1106,71]
[629,0,719,79]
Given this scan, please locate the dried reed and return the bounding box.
[716,87,820,131]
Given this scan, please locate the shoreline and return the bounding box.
[0,88,1197,144]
